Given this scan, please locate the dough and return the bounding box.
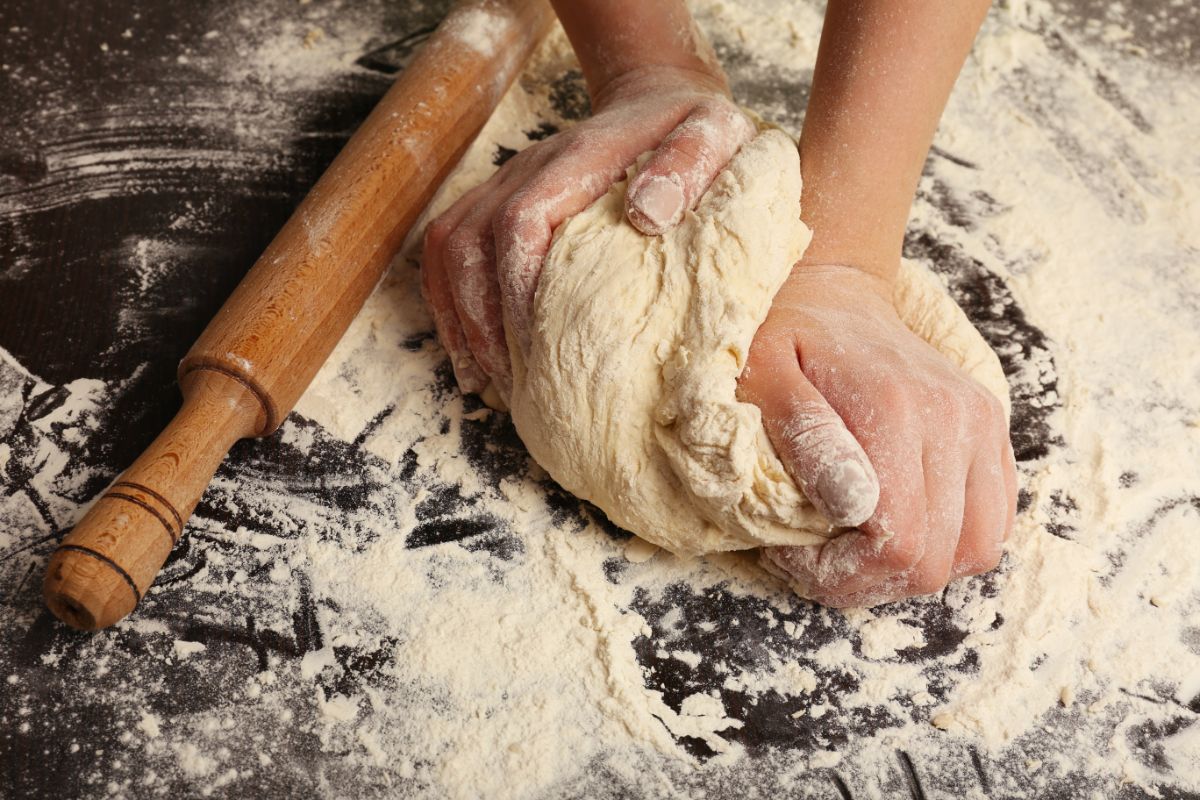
[507,129,1010,557]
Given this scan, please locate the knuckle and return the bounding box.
[555,137,592,162]
[424,216,454,252]
[962,383,996,419]
[910,567,952,596]
[444,226,485,265]
[876,527,925,572]
[876,378,913,416]
[663,131,709,164]
[957,544,1004,577]
[927,382,967,423]
[884,545,923,575]
[949,383,1004,438]
[691,96,728,121]
[494,197,528,236]
[701,99,752,130]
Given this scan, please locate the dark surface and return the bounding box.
[1,1,1196,798]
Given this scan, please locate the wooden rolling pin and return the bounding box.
[43,0,554,631]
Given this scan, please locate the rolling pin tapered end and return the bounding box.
[44,548,139,631]
[43,492,179,630]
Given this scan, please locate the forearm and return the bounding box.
[549,0,723,100]
[798,0,991,283]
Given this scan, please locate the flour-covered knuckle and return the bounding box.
[764,533,921,608]
[421,224,488,393]
[841,467,929,587]
[812,573,914,610]
[795,521,928,601]
[761,529,866,593]
[926,371,997,442]
[873,523,928,575]
[493,198,554,358]
[951,456,1009,578]
[905,541,959,597]
[443,213,510,380]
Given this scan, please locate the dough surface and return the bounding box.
[508,130,1009,557]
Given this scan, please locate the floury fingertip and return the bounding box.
[812,457,880,528]
[627,174,685,235]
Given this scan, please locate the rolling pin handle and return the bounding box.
[43,369,264,630]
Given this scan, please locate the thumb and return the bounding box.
[741,356,880,527]
[625,102,756,236]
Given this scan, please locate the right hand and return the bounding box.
[421,64,756,400]
[738,266,1017,607]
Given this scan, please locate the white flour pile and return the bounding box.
[2,0,1198,797]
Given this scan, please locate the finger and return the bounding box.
[422,217,488,393]
[762,502,927,603]
[625,103,756,235]
[762,530,879,600]
[444,190,521,391]
[773,396,881,527]
[739,338,880,527]
[951,448,1009,580]
[800,574,915,609]
[493,151,632,361]
[890,450,963,597]
[1000,436,1018,542]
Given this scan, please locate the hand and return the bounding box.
[737,265,1017,607]
[421,65,756,400]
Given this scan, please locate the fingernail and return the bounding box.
[628,175,685,235]
[813,458,880,528]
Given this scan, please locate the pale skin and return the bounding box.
[422,0,1017,607]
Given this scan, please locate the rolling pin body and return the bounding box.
[44,0,554,630]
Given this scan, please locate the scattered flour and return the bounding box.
[173,640,207,660]
[1,0,1198,798]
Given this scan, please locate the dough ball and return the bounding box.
[507,129,1009,557]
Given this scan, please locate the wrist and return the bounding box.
[550,0,728,110]
[794,249,898,288]
[780,260,896,304]
[794,198,903,289]
[589,63,731,113]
